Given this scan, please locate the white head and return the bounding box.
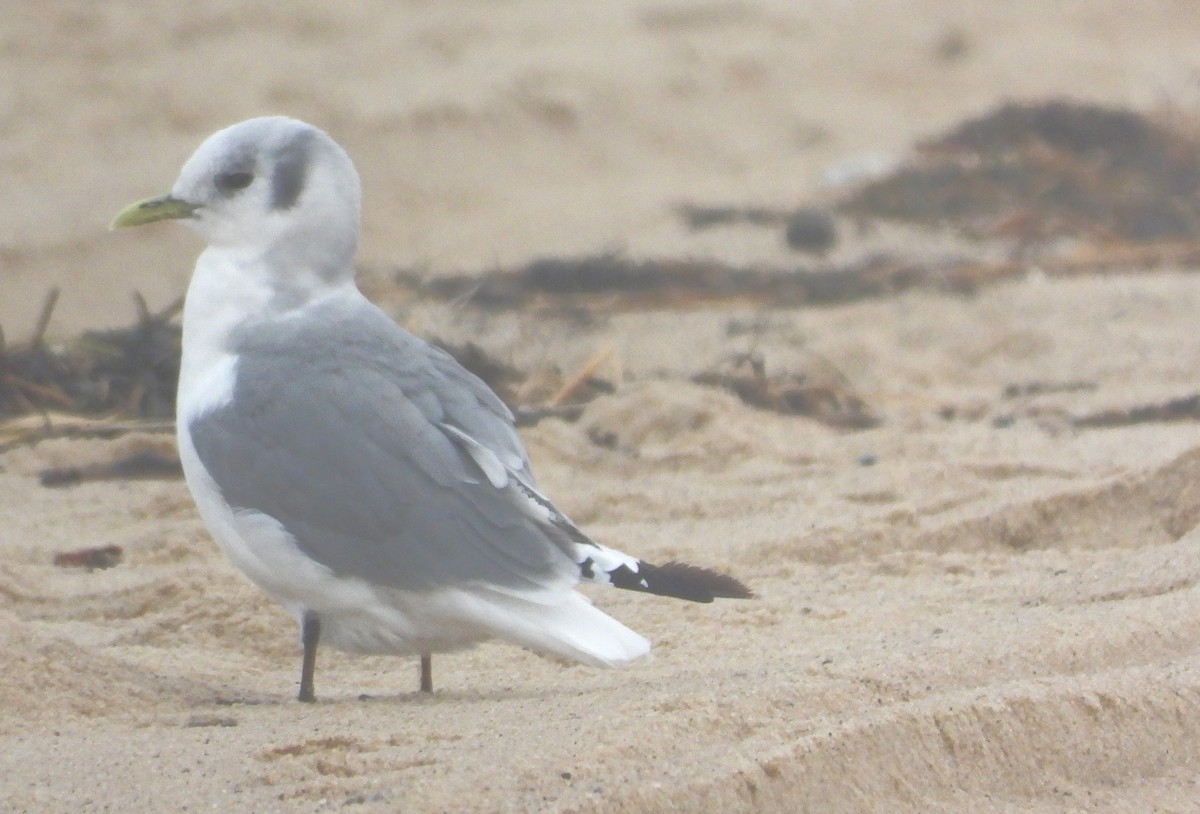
[113,116,362,284]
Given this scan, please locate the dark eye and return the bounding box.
[214,171,254,194]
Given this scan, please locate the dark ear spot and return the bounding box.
[215,171,255,194]
[270,129,316,210]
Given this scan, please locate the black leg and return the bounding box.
[299,612,320,703]
[419,652,433,693]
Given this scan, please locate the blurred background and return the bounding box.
[5,0,1200,337]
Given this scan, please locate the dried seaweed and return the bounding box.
[52,544,124,571]
[39,448,183,487]
[0,415,174,456]
[1003,380,1097,399]
[677,205,780,230]
[395,253,977,311]
[1073,393,1200,428]
[692,352,879,428]
[0,290,181,420]
[842,100,1200,242]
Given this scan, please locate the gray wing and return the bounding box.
[189,298,575,594]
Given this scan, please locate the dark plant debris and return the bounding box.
[40,448,183,487]
[678,205,780,230]
[0,418,174,456]
[841,99,1200,243]
[692,352,880,428]
[184,714,239,728]
[514,404,587,428]
[395,253,980,311]
[53,544,124,571]
[1003,380,1098,399]
[0,289,181,420]
[1073,393,1200,428]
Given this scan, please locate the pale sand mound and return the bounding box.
[5,274,1200,812]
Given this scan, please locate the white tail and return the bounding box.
[468,588,651,668]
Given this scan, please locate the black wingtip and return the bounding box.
[635,560,754,603]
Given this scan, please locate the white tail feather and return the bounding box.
[462,589,650,668]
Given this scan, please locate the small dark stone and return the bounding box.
[588,429,619,449]
[784,208,838,255]
[857,453,878,467]
[933,27,970,62]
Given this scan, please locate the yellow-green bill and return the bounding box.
[110,195,198,229]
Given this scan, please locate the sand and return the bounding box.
[5,2,1200,812]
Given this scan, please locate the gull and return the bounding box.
[112,117,751,702]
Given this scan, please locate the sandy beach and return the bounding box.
[6,2,1200,812]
